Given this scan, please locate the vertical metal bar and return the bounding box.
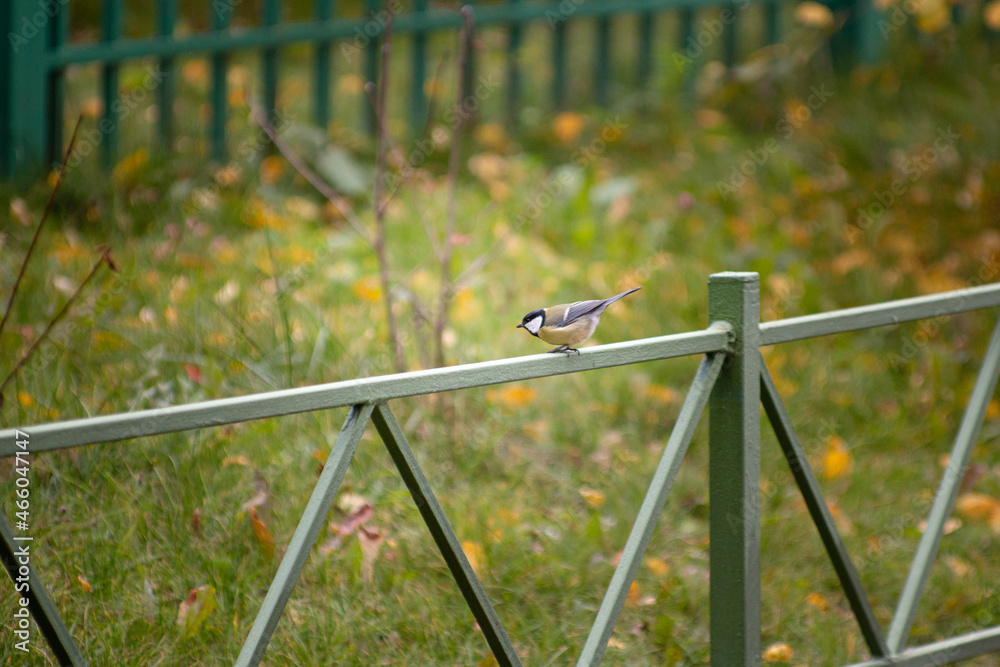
[637,12,653,87]
[577,353,726,666]
[100,0,123,168]
[764,1,779,45]
[594,15,611,107]
[708,272,760,667]
[677,7,696,101]
[235,404,374,666]
[760,356,888,658]
[157,0,177,151]
[722,4,737,68]
[314,0,333,130]
[552,19,567,109]
[409,0,428,135]
[0,512,87,666]
[48,0,69,166]
[262,0,282,124]
[211,4,230,161]
[364,0,379,135]
[5,0,50,174]
[460,5,477,114]
[370,403,523,667]
[505,0,523,126]
[887,316,1000,653]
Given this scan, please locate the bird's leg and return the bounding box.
[547,345,569,354]
[548,345,579,355]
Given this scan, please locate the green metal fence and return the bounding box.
[2,0,890,178]
[3,272,1000,665]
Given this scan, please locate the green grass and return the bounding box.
[2,16,1000,666]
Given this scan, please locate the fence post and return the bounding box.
[4,0,52,177]
[708,272,761,667]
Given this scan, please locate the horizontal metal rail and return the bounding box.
[849,626,1000,667]
[760,282,1000,345]
[0,328,728,455]
[45,0,781,68]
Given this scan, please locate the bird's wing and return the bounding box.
[557,299,606,326]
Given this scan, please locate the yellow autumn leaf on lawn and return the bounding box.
[763,641,794,661]
[112,148,149,188]
[462,541,486,579]
[80,96,104,119]
[475,123,508,152]
[806,591,829,612]
[339,73,366,95]
[260,155,286,185]
[76,575,92,592]
[916,0,950,32]
[486,385,537,409]
[626,581,640,606]
[646,384,681,404]
[822,436,853,480]
[580,487,606,510]
[249,507,275,559]
[986,0,1000,29]
[177,585,217,640]
[352,275,383,303]
[552,111,586,144]
[644,556,670,578]
[17,392,33,408]
[795,1,835,28]
[955,493,1000,525]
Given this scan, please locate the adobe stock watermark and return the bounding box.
[848,126,959,242]
[51,65,166,171]
[9,430,34,654]
[6,0,69,54]
[672,0,751,70]
[716,84,834,197]
[877,0,927,39]
[338,0,404,63]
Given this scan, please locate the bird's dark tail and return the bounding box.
[604,286,642,307]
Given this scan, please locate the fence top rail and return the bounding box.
[0,328,727,456]
[760,281,1000,345]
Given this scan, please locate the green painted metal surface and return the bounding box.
[313,0,334,128]
[100,0,123,168]
[211,4,230,161]
[886,315,1000,652]
[0,329,727,455]
[760,355,887,657]
[157,0,177,151]
[595,15,611,107]
[0,512,87,666]
[577,352,726,665]
[708,272,761,667]
[235,403,373,666]
[371,404,523,666]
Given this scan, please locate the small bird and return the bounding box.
[516,287,642,354]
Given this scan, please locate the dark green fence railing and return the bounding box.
[2,0,894,178]
[3,273,1000,665]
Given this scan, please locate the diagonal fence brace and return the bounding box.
[759,354,888,658]
[576,352,726,666]
[0,511,87,666]
[236,403,374,666]
[371,402,522,667]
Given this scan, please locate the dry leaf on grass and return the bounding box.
[177,585,217,640]
[359,526,385,583]
[249,507,275,559]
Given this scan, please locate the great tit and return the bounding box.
[516,286,642,354]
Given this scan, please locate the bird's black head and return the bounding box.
[516,309,546,337]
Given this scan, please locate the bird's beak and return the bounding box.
[516,323,524,329]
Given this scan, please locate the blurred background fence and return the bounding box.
[0,0,884,178]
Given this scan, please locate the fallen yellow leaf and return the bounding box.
[462,540,486,579]
[762,641,794,661]
[177,585,217,640]
[552,111,586,144]
[822,436,853,480]
[76,575,92,592]
[249,507,275,559]
[806,591,828,612]
[644,556,670,578]
[626,581,640,606]
[580,487,606,510]
[955,493,1000,524]
[795,1,834,28]
[486,385,537,409]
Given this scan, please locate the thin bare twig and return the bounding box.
[0,248,117,403]
[245,99,373,246]
[370,12,407,373]
[433,7,474,368]
[0,116,83,343]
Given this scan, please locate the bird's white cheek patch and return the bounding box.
[525,316,542,335]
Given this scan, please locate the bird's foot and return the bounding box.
[548,346,579,355]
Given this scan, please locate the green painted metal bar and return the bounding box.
[460,4,477,116]
[0,511,87,665]
[235,404,373,666]
[707,272,760,667]
[211,4,230,161]
[594,15,611,107]
[577,352,726,666]
[364,0,379,136]
[314,0,333,129]
[761,282,1000,345]
[505,0,523,126]
[0,329,727,455]
[48,1,69,165]
[262,0,282,123]
[886,314,1000,653]
[849,625,1000,667]
[157,0,177,151]
[371,403,522,666]
[552,17,567,109]
[6,0,51,174]
[637,13,653,86]
[100,0,123,168]
[409,0,428,133]
[47,0,776,68]
[759,355,888,657]
[764,1,779,44]
[722,4,737,67]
